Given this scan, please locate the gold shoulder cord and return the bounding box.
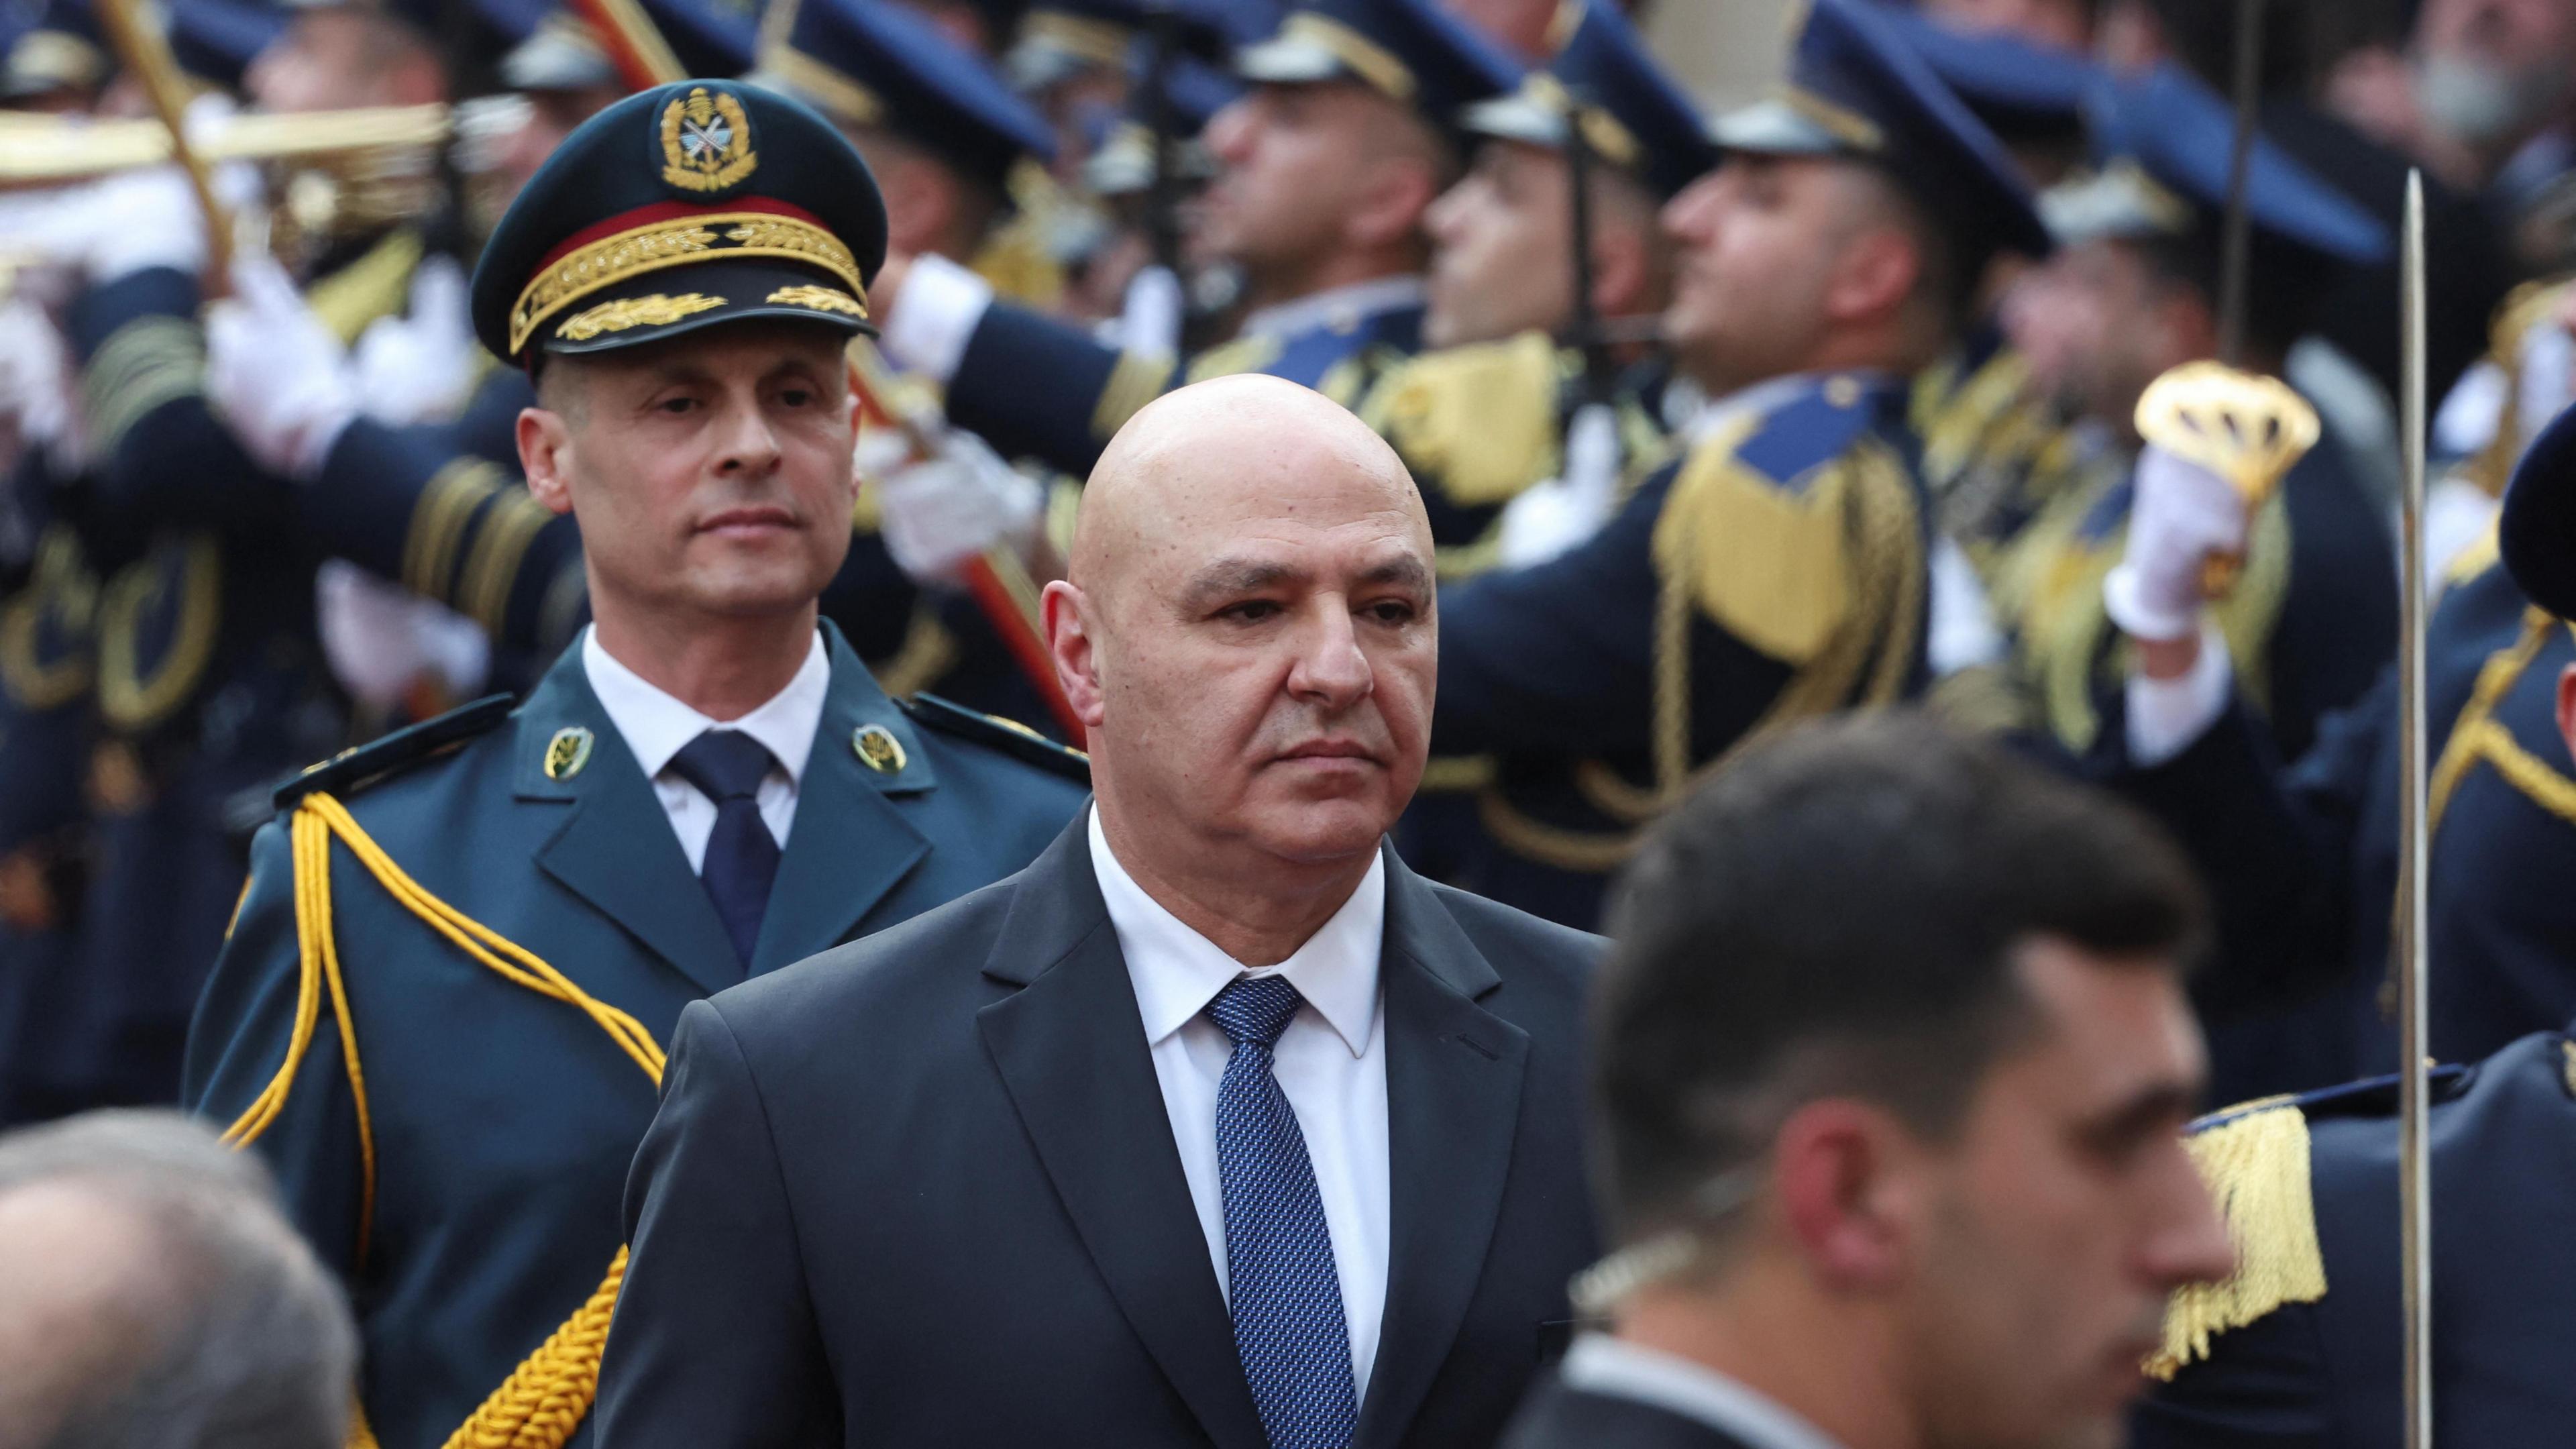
[221,792,666,1449]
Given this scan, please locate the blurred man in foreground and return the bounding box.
[1509,712,2232,1449]
[0,1110,355,1449]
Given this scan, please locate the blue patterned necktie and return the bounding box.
[667,729,781,970]
[1204,974,1360,1449]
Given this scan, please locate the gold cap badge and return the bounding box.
[661,87,757,193]
[853,723,906,774]
[545,726,595,780]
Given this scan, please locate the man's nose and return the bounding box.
[1203,100,1254,166]
[1286,606,1375,709]
[1662,175,1719,246]
[712,394,783,477]
[2139,1149,2237,1293]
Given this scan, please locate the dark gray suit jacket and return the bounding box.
[1502,1378,1758,1449]
[593,818,1603,1448]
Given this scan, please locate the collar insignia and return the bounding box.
[545,725,595,780]
[853,722,906,774]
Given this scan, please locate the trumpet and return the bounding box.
[0,104,449,188]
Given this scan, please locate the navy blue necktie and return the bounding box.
[667,729,780,970]
[1205,975,1360,1449]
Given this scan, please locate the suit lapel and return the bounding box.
[516,650,742,998]
[975,824,1270,1449]
[749,627,934,975]
[1358,851,1530,1448]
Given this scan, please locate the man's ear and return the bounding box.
[1821,225,1923,331]
[518,405,575,517]
[1345,150,1442,253]
[1043,580,1109,731]
[1771,1097,1920,1295]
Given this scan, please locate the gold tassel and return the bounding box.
[1362,332,1567,506]
[1652,426,1851,667]
[2145,1102,2326,1379]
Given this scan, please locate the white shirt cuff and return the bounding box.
[2125,620,2234,767]
[878,252,994,387]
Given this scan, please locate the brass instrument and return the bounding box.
[0,104,450,187]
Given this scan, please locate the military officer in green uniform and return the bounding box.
[182,80,1090,1449]
[1427,0,2052,928]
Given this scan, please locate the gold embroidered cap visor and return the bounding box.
[533,254,873,358]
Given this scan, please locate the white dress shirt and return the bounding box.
[581,626,830,873]
[1558,1336,1848,1449]
[1087,806,1392,1401]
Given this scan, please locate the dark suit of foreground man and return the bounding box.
[1504,716,2232,1449]
[597,375,1603,1448]
[183,82,1087,1449]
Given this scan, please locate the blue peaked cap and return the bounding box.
[2046,63,2387,264]
[1711,0,2051,268]
[1234,0,1522,135]
[1868,1,2101,141]
[757,0,1055,187]
[2501,401,2576,619]
[1459,0,1719,200]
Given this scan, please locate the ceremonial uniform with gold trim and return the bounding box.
[46,241,384,1112]
[183,624,1087,1449]
[2131,1047,2563,1449]
[2103,555,2546,1100]
[0,504,96,1124]
[1431,372,1931,928]
[1994,420,2396,765]
[184,79,1096,1449]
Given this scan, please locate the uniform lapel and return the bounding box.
[974,823,1271,1449]
[516,647,743,997]
[1357,849,1532,1448]
[749,625,932,976]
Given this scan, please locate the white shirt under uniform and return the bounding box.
[580,625,830,872]
[1087,805,1393,1402]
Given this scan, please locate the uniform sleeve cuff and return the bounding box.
[879,254,994,387]
[2126,619,2234,767]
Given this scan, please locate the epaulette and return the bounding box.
[2148,1065,2474,1381]
[273,694,516,811]
[899,694,1090,784]
[1731,374,1878,488]
[1362,333,1568,507]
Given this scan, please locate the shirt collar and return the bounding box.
[1558,1337,1847,1449]
[1088,805,1385,1057]
[1686,370,1892,443]
[581,625,831,786]
[1238,275,1428,343]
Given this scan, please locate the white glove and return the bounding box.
[317,559,491,712]
[205,252,360,480]
[2102,443,2247,643]
[1496,402,1622,568]
[69,152,261,284]
[869,429,1042,584]
[0,300,81,472]
[352,256,479,425]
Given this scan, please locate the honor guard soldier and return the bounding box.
[870,0,1521,486]
[1364,0,1717,573]
[1426,0,2051,929]
[2128,399,2576,1448]
[751,0,1075,724]
[1994,64,2398,767]
[25,0,457,1115]
[1880,5,2105,573]
[182,80,1091,1449]
[1353,0,1714,883]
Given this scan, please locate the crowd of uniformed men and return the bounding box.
[9,0,2576,1439]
